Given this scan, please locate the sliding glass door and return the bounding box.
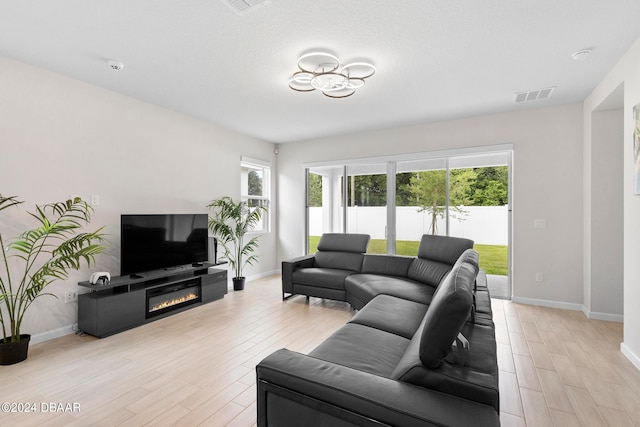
[346,164,388,254]
[449,154,510,298]
[306,166,344,253]
[304,148,512,298]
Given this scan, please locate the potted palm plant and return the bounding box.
[0,195,106,365]
[207,196,267,291]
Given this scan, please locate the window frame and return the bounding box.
[241,156,271,234]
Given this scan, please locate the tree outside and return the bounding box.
[248,170,263,196]
[406,166,507,235]
[308,173,322,207]
[309,167,508,211]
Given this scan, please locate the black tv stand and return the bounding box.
[191,262,204,267]
[78,263,227,338]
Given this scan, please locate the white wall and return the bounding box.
[278,104,584,307]
[0,56,277,343]
[584,36,640,369]
[588,109,624,320]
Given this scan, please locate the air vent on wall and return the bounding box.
[514,86,556,103]
[220,0,271,15]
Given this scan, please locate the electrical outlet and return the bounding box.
[534,219,546,229]
[535,272,544,282]
[64,291,78,303]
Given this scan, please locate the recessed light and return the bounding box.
[571,49,592,61]
[107,60,125,71]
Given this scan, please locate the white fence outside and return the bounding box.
[309,205,508,245]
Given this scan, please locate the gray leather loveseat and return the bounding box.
[258,233,499,426]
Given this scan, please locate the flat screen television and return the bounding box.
[121,214,209,276]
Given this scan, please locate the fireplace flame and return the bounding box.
[150,292,198,312]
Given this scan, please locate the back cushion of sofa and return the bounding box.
[417,234,474,265]
[315,252,365,272]
[419,259,478,368]
[406,259,452,287]
[361,255,413,277]
[317,233,370,253]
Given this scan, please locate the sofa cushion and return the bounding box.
[361,254,414,277]
[314,251,364,272]
[391,321,499,411]
[292,268,355,290]
[349,295,428,339]
[419,257,478,368]
[475,268,488,291]
[405,236,476,287]
[257,349,501,427]
[345,274,437,309]
[417,234,474,265]
[475,289,492,314]
[317,233,370,253]
[309,323,411,378]
[406,258,452,287]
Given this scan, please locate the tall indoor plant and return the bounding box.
[0,195,106,365]
[207,196,267,290]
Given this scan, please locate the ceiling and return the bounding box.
[1,1,640,143]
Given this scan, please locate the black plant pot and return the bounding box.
[0,334,31,365]
[232,277,246,291]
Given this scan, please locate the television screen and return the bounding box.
[121,214,209,276]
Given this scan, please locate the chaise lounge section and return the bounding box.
[258,236,499,426]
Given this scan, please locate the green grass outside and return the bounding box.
[308,236,508,276]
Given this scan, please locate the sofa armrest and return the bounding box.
[256,349,499,427]
[281,254,315,298]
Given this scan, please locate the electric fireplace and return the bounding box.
[146,279,202,318]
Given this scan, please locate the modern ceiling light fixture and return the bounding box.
[288,52,376,98]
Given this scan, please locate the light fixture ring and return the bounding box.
[298,52,340,73]
[341,62,376,80]
[291,71,314,84]
[323,87,356,98]
[288,77,315,92]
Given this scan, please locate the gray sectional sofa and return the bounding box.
[257,233,499,427]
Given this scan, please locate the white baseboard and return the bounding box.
[581,307,624,323]
[30,325,75,345]
[512,297,623,323]
[621,343,640,371]
[511,296,583,311]
[247,269,279,281]
[215,266,279,283]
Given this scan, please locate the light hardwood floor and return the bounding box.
[1,274,639,426]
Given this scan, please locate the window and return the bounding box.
[241,157,270,233]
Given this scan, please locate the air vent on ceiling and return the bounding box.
[221,0,271,15]
[514,86,556,103]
